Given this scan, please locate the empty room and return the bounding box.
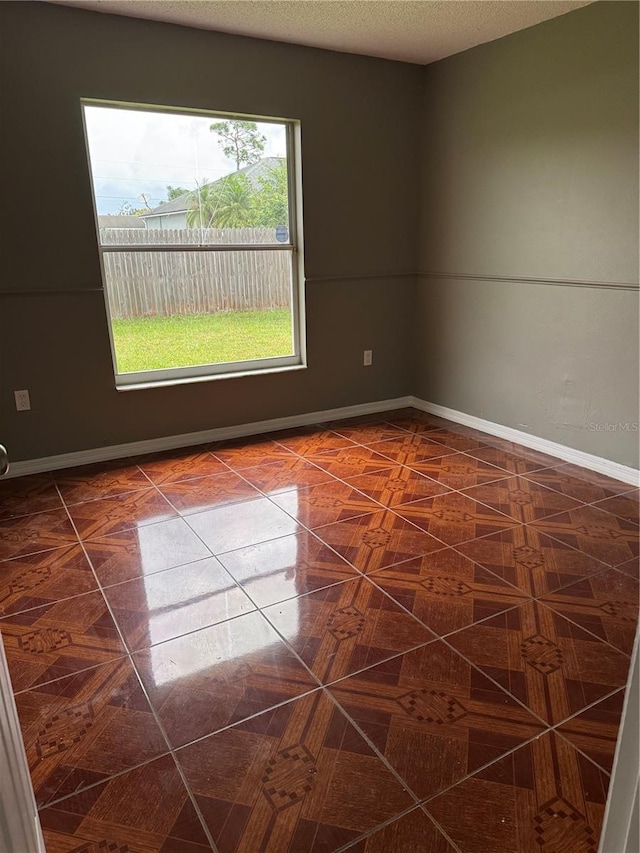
[0,1,638,851]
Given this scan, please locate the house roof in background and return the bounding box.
[98,214,146,228]
[48,0,593,65]
[142,157,285,218]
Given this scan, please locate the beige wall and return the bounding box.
[416,1,639,467]
[0,2,421,460]
[2,1,638,469]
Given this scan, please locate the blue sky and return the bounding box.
[83,104,287,215]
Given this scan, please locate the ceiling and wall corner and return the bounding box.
[48,0,594,65]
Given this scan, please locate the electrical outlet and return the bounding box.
[14,390,31,411]
[363,350,373,366]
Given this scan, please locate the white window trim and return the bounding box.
[81,100,306,388]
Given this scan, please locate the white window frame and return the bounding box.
[81,100,306,389]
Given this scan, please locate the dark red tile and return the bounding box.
[212,438,297,470]
[240,457,337,495]
[348,809,457,852]
[1,591,126,692]
[0,545,97,617]
[385,413,462,435]
[425,429,490,453]
[313,510,444,573]
[133,611,318,747]
[138,447,229,484]
[527,465,633,503]
[465,444,562,476]
[539,568,639,654]
[105,557,255,650]
[177,690,413,853]
[305,446,398,479]
[218,531,357,608]
[446,599,631,724]
[39,754,213,851]
[83,517,212,586]
[333,422,409,444]
[0,509,76,560]
[531,505,638,567]
[461,476,582,523]
[186,497,301,554]
[617,556,639,580]
[372,547,529,636]
[394,493,518,547]
[426,732,609,853]
[55,459,149,504]
[15,657,167,807]
[0,473,62,520]
[329,641,543,799]
[275,428,358,455]
[159,470,260,515]
[406,452,509,489]
[366,434,457,466]
[68,489,177,540]
[263,576,434,684]
[273,481,379,528]
[592,490,639,525]
[556,690,625,772]
[457,525,610,597]
[344,466,452,508]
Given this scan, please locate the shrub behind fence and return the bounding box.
[100,228,292,319]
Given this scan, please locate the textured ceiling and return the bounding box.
[49,0,594,65]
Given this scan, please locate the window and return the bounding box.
[82,101,305,387]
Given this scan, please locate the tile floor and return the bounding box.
[0,408,638,852]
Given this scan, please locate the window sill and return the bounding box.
[116,362,307,391]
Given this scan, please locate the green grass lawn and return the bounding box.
[112,309,293,373]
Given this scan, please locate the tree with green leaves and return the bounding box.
[166,185,190,201]
[252,163,289,228]
[186,174,255,229]
[210,119,266,171]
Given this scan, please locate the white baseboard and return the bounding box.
[4,394,638,487]
[411,397,640,487]
[3,396,414,479]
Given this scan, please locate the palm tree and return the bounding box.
[186,175,255,229]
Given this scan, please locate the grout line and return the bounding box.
[334,804,440,853]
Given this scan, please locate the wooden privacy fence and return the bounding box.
[100,228,292,319]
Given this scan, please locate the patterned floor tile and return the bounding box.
[617,556,639,580]
[371,548,529,637]
[425,731,609,853]
[531,505,639,567]
[424,429,491,453]
[346,808,456,852]
[83,517,212,586]
[1,590,126,692]
[186,497,301,554]
[592,490,639,524]
[329,640,544,800]
[133,611,318,748]
[465,445,562,476]
[138,447,229,484]
[394,493,518,547]
[313,510,444,573]
[539,568,639,654]
[456,525,611,597]
[218,531,357,608]
[461,476,582,523]
[0,473,62,520]
[304,446,398,479]
[332,422,409,444]
[556,690,625,772]
[263,576,434,684]
[343,467,451,508]
[0,545,97,617]
[212,439,297,471]
[526,466,633,503]
[158,470,260,515]
[15,657,167,807]
[0,509,77,561]
[406,452,509,489]
[446,599,631,724]
[39,754,213,852]
[104,557,255,651]
[177,690,414,853]
[67,488,178,540]
[272,481,379,528]
[366,434,457,466]
[240,457,337,495]
[275,428,358,455]
[54,459,150,504]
